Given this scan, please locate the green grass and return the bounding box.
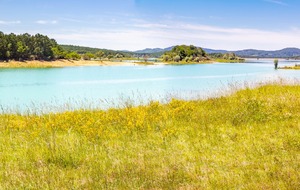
[0,84,300,189]
[215,58,245,63]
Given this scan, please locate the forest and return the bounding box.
[60,45,133,59]
[0,32,135,61]
[0,32,64,61]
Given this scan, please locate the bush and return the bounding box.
[174,55,181,62]
[65,52,81,60]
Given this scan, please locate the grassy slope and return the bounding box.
[0,84,300,189]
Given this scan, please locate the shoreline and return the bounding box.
[278,65,300,70]
[0,59,223,68]
[0,60,168,68]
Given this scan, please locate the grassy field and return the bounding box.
[0,84,300,189]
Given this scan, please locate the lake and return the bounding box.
[0,59,299,113]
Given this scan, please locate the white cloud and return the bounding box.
[60,18,83,23]
[36,20,58,25]
[133,23,170,29]
[0,20,21,25]
[263,0,288,6]
[46,20,300,51]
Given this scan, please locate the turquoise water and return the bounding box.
[0,60,299,113]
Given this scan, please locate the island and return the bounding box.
[159,45,244,64]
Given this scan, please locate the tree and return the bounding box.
[188,56,194,62]
[16,41,29,61]
[107,54,113,60]
[143,54,149,62]
[66,52,81,60]
[194,57,200,62]
[52,46,66,59]
[7,33,17,60]
[174,55,181,62]
[95,51,104,59]
[5,50,11,61]
[274,59,279,69]
[114,53,124,59]
[0,32,6,60]
[162,55,170,62]
[82,52,95,60]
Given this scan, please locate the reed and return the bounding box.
[0,83,299,189]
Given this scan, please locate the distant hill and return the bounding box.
[60,44,300,59]
[60,45,165,58]
[202,48,228,54]
[134,47,173,54]
[60,45,134,57]
[234,48,300,58]
[134,46,300,58]
[199,47,300,58]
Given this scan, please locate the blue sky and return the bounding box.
[0,0,299,51]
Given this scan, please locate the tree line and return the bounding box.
[209,52,244,62]
[0,32,64,61]
[0,32,133,61]
[60,45,132,59]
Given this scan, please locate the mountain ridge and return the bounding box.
[133,47,174,54]
[134,46,300,58]
[60,44,300,58]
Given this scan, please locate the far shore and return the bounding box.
[279,66,300,70]
[0,59,217,68]
[0,60,168,68]
[0,58,268,69]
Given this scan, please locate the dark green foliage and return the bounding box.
[222,52,239,60]
[60,45,132,59]
[0,31,61,61]
[60,45,163,59]
[95,51,104,59]
[52,46,67,59]
[65,52,81,60]
[82,52,95,60]
[162,45,209,62]
[208,53,224,58]
[209,52,245,62]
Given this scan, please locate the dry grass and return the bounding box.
[0,84,300,189]
[0,60,139,68]
[279,65,300,70]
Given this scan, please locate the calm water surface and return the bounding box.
[0,59,299,113]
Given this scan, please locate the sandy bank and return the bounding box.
[0,60,167,68]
